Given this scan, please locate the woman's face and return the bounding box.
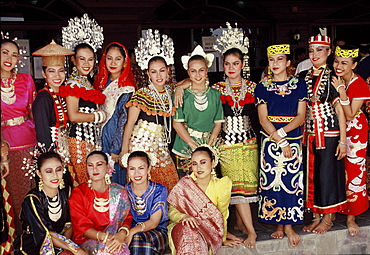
[187,59,208,86]
[72,47,95,76]
[1,42,18,72]
[42,66,66,90]
[308,46,331,68]
[268,54,290,76]
[105,47,125,77]
[191,151,213,180]
[147,60,168,87]
[127,157,150,185]
[224,54,244,81]
[37,157,64,191]
[86,154,108,182]
[333,56,357,78]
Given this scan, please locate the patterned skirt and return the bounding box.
[130,228,168,255]
[69,137,90,185]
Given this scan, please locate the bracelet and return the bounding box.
[1,158,10,165]
[175,86,184,92]
[340,98,350,105]
[336,84,345,92]
[102,232,109,243]
[1,140,10,148]
[96,231,101,242]
[277,128,287,138]
[338,141,346,147]
[93,112,99,123]
[136,222,146,232]
[278,139,289,148]
[118,226,130,236]
[97,111,104,123]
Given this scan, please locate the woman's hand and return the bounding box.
[269,131,281,142]
[223,239,241,248]
[335,144,347,160]
[181,214,198,228]
[174,86,185,108]
[111,153,120,163]
[331,76,345,92]
[281,145,293,159]
[106,232,127,253]
[124,232,134,246]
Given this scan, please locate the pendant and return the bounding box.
[1,91,16,105]
[93,197,109,213]
[194,100,208,111]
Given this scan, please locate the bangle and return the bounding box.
[136,222,146,232]
[1,158,10,165]
[277,128,287,138]
[1,140,10,148]
[96,231,101,242]
[118,226,130,236]
[278,139,289,148]
[340,98,350,105]
[175,86,184,92]
[338,141,346,147]
[336,84,345,92]
[93,112,99,123]
[102,232,109,243]
[97,111,104,123]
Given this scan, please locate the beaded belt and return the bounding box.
[268,116,295,123]
[1,115,29,126]
[187,127,209,139]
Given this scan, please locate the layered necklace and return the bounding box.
[1,72,17,105]
[224,78,247,116]
[148,83,173,144]
[46,85,68,128]
[44,191,62,222]
[189,80,210,111]
[305,67,331,103]
[93,188,110,213]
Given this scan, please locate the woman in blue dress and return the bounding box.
[255,44,308,247]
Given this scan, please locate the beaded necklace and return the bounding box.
[1,72,17,105]
[43,85,68,128]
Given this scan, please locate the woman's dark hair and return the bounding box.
[128,151,150,166]
[106,43,126,59]
[148,56,167,68]
[1,38,19,51]
[188,55,207,68]
[223,48,244,62]
[74,43,94,55]
[37,152,63,170]
[335,45,361,63]
[86,151,108,163]
[191,146,215,162]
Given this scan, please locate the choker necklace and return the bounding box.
[224,78,248,116]
[190,80,210,111]
[44,191,62,222]
[93,188,109,213]
[1,72,17,105]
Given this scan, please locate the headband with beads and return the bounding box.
[267,44,290,57]
[335,46,359,58]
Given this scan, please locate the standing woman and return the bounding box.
[300,36,347,234]
[331,45,370,236]
[122,150,169,254]
[121,29,178,191]
[94,42,136,185]
[255,44,307,247]
[69,151,132,254]
[1,38,37,235]
[13,152,87,255]
[172,45,224,176]
[32,40,74,162]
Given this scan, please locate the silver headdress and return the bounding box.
[213,22,250,79]
[135,29,174,70]
[62,13,104,52]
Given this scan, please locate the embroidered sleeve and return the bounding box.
[214,90,225,123]
[254,82,267,105]
[151,184,169,221]
[298,78,309,102]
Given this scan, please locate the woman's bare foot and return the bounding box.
[302,214,321,232]
[271,225,284,239]
[347,215,360,236]
[243,232,257,249]
[312,214,333,234]
[284,225,301,246]
[227,232,243,242]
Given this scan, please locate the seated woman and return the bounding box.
[13,151,87,255]
[122,150,168,254]
[167,146,240,255]
[69,151,132,254]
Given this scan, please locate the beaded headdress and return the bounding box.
[121,148,158,168]
[335,46,359,58]
[33,40,74,66]
[135,29,174,70]
[267,44,290,57]
[61,13,104,52]
[181,45,215,70]
[213,22,250,79]
[308,35,331,47]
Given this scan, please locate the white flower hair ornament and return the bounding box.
[105,153,115,175]
[181,45,215,70]
[121,148,158,168]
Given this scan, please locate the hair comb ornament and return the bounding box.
[335,46,359,58]
[213,22,250,79]
[62,13,104,52]
[267,44,290,57]
[181,45,215,70]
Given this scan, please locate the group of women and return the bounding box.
[1,19,370,254]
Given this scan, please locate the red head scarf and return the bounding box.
[93,42,136,90]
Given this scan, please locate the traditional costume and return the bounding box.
[167,174,231,255]
[94,42,136,185]
[300,36,347,214]
[334,46,370,216]
[61,14,106,185]
[125,181,168,254]
[212,22,259,204]
[125,29,178,191]
[255,44,307,225]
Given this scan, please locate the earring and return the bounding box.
[147,173,151,181]
[223,73,226,81]
[72,66,78,76]
[127,176,131,182]
[59,179,65,189]
[88,179,92,187]
[211,168,217,181]
[38,178,44,192]
[105,174,111,185]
